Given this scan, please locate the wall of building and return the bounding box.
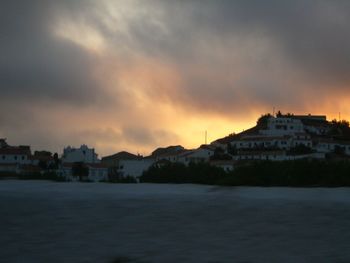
[62,145,99,163]
[260,117,304,136]
[118,159,155,178]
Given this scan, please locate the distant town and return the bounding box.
[1,112,350,182]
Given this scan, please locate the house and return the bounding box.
[0,139,31,173]
[151,145,185,159]
[260,116,304,136]
[178,145,216,165]
[59,144,108,181]
[59,162,108,182]
[233,150,288,161]
[314,139,350,155]
[101,151,149,179]
[29,151,55,168]
[210,141,228,151]
[102,151,141,167]
[230,135,293,150]
[291,133,312,148]
[117,158,155,179]
[62,145,99,163]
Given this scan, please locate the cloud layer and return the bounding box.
[1,0,350,155]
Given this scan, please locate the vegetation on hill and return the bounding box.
[140,162,228,184]
[328,119,350,140]
[140,160,350,187]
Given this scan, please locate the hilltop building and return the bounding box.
[213,113,350,163]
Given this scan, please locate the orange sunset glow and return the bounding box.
[1,0,350,156]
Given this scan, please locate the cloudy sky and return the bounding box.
[1,0,350,156]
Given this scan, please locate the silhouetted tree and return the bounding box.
[72,162,89,181]
[257,113,272,128]
[334,145,345,155]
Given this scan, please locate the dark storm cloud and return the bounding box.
[0,0,106,105]
[1,0,350,153]
[133,0,350,110]
[139,0,350,83]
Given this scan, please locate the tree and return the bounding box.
[257,113,272,128]
[334,145,345,155]
[227,143,237,155]
[72,162,89,181]
[53,153,60,169]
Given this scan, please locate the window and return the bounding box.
[2,155,5,160]
[22,156,25,160]
[14,156,17,160]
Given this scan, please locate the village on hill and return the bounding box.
[1,112,350,182]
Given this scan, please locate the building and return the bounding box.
[59,163,108,182]
[62,145,99,163]
[178,145,216,165]
[314,139,350,155]
[260,117,304,136]
[117,158,155,179]
[0,139,31,173]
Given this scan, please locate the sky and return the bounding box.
[1,0,350,157]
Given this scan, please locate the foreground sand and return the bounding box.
[1,180,350,262]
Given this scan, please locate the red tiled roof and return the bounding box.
[0,147,31,155]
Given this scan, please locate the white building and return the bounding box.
[291,133,312,148]
[260,117,304,136]
[0,139,31,173]
[62,145,100,163]
[231,135,293,150]
[315,140,350,155]
[60,163,108,182]
[233,150,288,161]
[117,159,155,178]
[178,145,216,165]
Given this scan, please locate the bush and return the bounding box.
[140,162,228,185]
[140,160,350,187]
[217,160,350,187]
